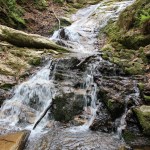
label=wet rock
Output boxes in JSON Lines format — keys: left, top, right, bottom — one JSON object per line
{"left": 54, "top": 57, "right": 82, "bottom": 83}
{"left": 0, "top": 130, "right": 30, "bottom": 150}
{"left": 97, "top": 83, "right": 125, "bottom": 119}
{"left": 52, "top": 93, "right": 84, "bottom": 122}
{"left": 90, "top": 103, "right": 113, "bottom": 132}
{"left": 59, "top": 17, "right": 72, "bottom": 27}
{"left": 138, "top": 78, "right": 150, "bottom": 104}
{"left": 97, "top": 60, "right": 124, "bottom": 76}
{"left": 0, "top": 89, "right": 12, "bottom": 106}
{"left": 0, "top": 101, "right": 37, "bottom": 124}
{"left": 59, "top": 28, "right": 69, "bottom": 40}
{"left": 72, "top": 115, "right": 87, "bottom": 126}
{"left": 25, "top": 127, "right": 124, "bottom": 150}
{"left": 133, "top": 105, "right": 150, "bottom": 136}
{"left": 96, "top": 76, "right": 141, "bottom": 120}
{"left": 0, "top": 74, "right": 16, "bottom": 106}
{"left": 122, "top": 110, "right": 150, "bottom": 147}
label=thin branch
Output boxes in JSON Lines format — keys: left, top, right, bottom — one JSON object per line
{"left": 52, "top": 4, "right": 61, "bottom": 29}
{"left": 33, "top": 101, "right": 53, "bottom": 130}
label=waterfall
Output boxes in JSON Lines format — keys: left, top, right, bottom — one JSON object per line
{"left": 0, "top": 60, "right": 57, "bottom": 135}
{"left": 0, "top": 0, "right": 138, "bottom": 149}
{"left": 84, "top": 63, "right": 98, "bottom": 127}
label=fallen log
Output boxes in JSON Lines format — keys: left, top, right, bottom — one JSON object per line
{"left": 0, "top": 25, "right": 69, "bottom": 53}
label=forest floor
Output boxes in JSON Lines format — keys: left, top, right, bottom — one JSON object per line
{"left": 22, "top": 1, "right": 67, "bottom": 37}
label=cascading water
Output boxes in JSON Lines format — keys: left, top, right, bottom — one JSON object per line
{"left": 69, "top": 62, "right": 98, "bottom": 132}
{"left": 0, "top": 60, "right": 57, "bottom": 135}
{"left": 117, "top": 80, "right": 141, "bottom": 139}
{"left": 83, "top": 63, "right": 98, "bottom": 127}
{"left": 0, "top": 0, "right": 138, "bottom": 149}
{"left": 51, "top": 0, "right": 134, "bottom": 54}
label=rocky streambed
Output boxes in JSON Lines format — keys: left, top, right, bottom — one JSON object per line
{"left": 0, "top": 0, "right": 150, "bottom": 150}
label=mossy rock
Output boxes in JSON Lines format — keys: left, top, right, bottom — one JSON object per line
{"left": 99, "top": 89, "right": 125, "bottom": 119}
{"left": 144, "top": 95, "right": 150, "bottom": 103}
{"left": 120, "top": 34, "right": 150, "bottom": 50}
{"left": 0, "top": 83, "right": 15, "bottom": 90}
{"left": 52, "top": 93, "right": 84, "bottom": 122}
{"left": 124, "top": 62, "right": 144, "bottom": 75}
{"left": 60, "top": 17, "right": 72, "bottom": 27}
{"left": 102, "top": 0, "right": 150, "bottom": 53}
{"left": 138, "top": 83, "right": 145, "bottom": 92}
{"left": 106, "top": 99, "right": 125, "bottom": 119}
{"left": 133, "top": 105, "right": 150, "bottom": 136}
{"left": 123, "top": 130, "right": 136, "bottom": 143}
{"left": 29, "top": 57, "right": 41, "bottom": 66}
{"left": 117, "top": 0, "right": 150, "bottom": 30}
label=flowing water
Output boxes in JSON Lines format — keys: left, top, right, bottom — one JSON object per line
{"left": 0, "top": 60, "right": 57, "bottom": 135}
{"left": 0, "top": 0, "right": 138, "bottom": 149}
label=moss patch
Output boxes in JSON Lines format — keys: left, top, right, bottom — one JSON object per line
{"left": 133, "top": 105, "right": 150, "bottom": 136}
{"left": 123, "top": 130, "right": 136, "bottom": 142}
{"left": 144, "top": 95, "right": 150, "bottom": 103}
{"left": 0, "top": 43, "right": 44, "bottom": 78}
{"left": 100, "top": 0, "right": 150, "bottom": 75}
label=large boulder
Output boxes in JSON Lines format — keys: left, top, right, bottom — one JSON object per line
{"left": 96, "top": 77, "right": 140, "bottom": 120}
{"left": 0, "top": 130, "right": 30, "bottom": 150}
{"left": 89, "top": 103, "right": 113, "bottom": 132}
{"left": 52, "top": 93, "right": 85, "bottom": 122}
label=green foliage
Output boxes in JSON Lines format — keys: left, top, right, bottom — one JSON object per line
{"left": 34, "top": 0, "right": 48, "bottom": 10}
{"left": 0, "top": 0, "right": 48, "bottom": 27}
{"left": 136, "top": 8, "right": 150, "bottom": 27}
{"left": 53, "top": 0, "right": 65, "bottom": 3}
{"left": 0, "top": 0, "right": 25, "bottom": 27}
{"left": 101, "top": 0, "right": 150, "bottom": 76}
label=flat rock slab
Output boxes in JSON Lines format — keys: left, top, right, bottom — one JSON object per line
{"left": 0, "top": 130, "right": 30, "bottom": 150}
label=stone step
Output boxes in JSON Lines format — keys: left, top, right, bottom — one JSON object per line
{"left": 0, "top": 130, "right": 30, "bottom": 150}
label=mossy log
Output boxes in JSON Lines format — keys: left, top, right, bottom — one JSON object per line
{"left": 0, "top": 25, "right": 69, "bottom": 52}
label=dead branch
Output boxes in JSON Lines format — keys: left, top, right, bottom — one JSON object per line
{"left": 52, "top": 4, "right": 61, "bottom": 29}
{"left": 33, "top": 101, "right": 53, "bottom": 130}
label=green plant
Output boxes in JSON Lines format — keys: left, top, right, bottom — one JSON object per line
{"left": 137, "top": 9, "right": 150, "bottom": 26}
{"left": 53, "top": 0, "right": 65, "bottom": 3}
{"left": 0, "top": 0, "right": 25, "bottom": 27}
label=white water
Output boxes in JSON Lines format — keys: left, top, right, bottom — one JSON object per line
{"left": 69, "top": 63, "right": 98, "bottom": 132}
{"left": 51, "top": 0, "right": 134, "bottom": 54}
{"left": 117, "top": 80, "right": 141, "bottom": 138}
{"left": 0, "top": 60, "right": 56, "bottom": 135}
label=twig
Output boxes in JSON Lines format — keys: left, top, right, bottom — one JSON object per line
{"left": 52, "top": 4, "right": 61, "bottom": 29}
{"left": 76, "top": 55, "right": 95, "bottom": 67}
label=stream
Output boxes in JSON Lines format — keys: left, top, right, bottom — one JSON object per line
{"left": 0, "top": 0, "right": 142, "bottom": 149}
